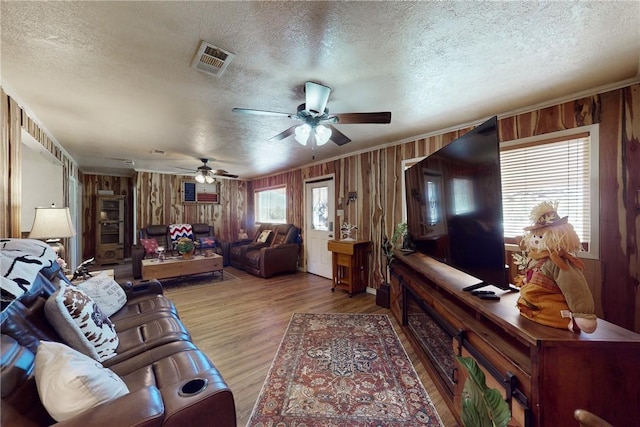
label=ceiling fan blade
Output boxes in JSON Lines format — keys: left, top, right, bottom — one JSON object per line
{"left": 269, "top": 126, "right": 296, "bottom": 142}
{"left": 232, "top": 108, "right": 292, "bottom": 118}
{"left": 333, "top": 112, "right": 392, "bottom": 124}
{"left": 212, "top": 169, "right": 239, "bottom": 179}
{"left": 305, "top": 82, "right": 331, "bottom": 115}
{"left": 326, "top": 124, "right": 351, "bottom": 146}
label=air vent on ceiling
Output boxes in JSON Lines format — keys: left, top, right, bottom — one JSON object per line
{"left": 191, "top": 41, "right": 235, "bottom": 77}
{"left": 150, "top": 149, "right": 166, "bottom": 155}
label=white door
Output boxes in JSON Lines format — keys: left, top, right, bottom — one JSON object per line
{"left": 305, "top": 177, "right": 334, "bottom": 278}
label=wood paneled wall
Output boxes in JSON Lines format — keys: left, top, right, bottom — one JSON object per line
{"left": 2, "top": 88, "right": 79, "bottom": 266}
{"left": 134, "top": 171, "right": 247, "bottom": 244}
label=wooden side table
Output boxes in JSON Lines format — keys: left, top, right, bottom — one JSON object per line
{"left": 327, "top": 239, "right": 370, "bottom": 296}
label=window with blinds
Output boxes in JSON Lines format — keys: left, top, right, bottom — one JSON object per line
{"left": 500, "top": 124, "right": 599, "bottom": 258}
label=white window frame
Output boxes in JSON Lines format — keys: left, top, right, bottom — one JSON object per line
{"left": 500, "top": 124, "right": 600, "bottom": 260}
{"left": 254, "top": 185, "right": 287, "bottom": 224}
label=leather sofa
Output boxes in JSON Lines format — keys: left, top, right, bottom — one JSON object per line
{"left": 229, "top": 223, "right": 300, "bottom": 278}
{"left": 1, "top": 243, "right": 236, "bottom": 426}
{"left": 132, "top": 223, "right": 230, "bottom": 279}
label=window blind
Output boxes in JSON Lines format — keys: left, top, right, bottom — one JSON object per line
{"left": 500, "top": 135, "right": 591, "bottom": 246}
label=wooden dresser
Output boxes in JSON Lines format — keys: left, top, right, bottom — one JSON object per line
{"left": 390, "top": 251, "right": 640, "bottom": 427}
{"left": 327, "top": 239, "right": 370, "bottom": 296}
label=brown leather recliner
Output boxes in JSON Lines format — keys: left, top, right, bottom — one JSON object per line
{"left": 228, "top": 223, "right": 272, "bottom": 269}
{"left": 1, "top": 255, "right": 236, "bottom": 427}
{"left": 242, "top": 224, "right": 300, "bottom": 278}
{"left": 131, "top": 224, "right": 170, "bottom": 279}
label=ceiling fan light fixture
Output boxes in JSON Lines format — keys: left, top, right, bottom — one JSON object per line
{"left": 315, "top": 124, "right": 331, "bottom": 146}
{"left": 205, "top": 175, "right": 215, "bottom": 184}
{"left": 295, "top": 124, "right": 311, "bottom": 146}
{"left": 195, "top": 173, "right": 206, "bottom": 183}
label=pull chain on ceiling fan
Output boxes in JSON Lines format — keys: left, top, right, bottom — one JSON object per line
{"left": 232, "top": 81, "right": 391, "bottom": 147}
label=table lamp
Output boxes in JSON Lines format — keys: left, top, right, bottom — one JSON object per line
{"left": 28, "top": 205, "right": 76, "bottom": 259}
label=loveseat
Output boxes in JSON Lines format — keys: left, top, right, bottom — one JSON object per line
{"left": 229, "top": 223, "right": 300, "bottom": 278}
{"left": 131, "top": 223, "right": 230, "bottom": 279}
{"left": 1, "top": 239, "right": 236, "bottom": 426}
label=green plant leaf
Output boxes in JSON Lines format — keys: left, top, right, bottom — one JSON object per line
{"left": 456, "top": 356, "right": 511, "bottom": 427}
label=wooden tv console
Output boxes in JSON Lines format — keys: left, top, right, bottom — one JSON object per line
{"left": 390, "top": 251, "right": 640, "bottom": 427}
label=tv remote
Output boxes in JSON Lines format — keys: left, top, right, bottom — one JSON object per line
{"left": 472, "top": 290, "right": 495, "bottom": 296}
{"left": 478, "top": 294, "right": 501, "bottom": 301}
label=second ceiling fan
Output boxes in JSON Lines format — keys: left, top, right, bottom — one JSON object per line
{"left": 232, "top": 81, "right": 391, "bottom": 146}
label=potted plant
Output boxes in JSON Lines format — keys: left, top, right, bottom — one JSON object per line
{"left": 456, "top": 356, "right": 511, "bottom": 427}
{"left": 378, "top": 222, "right": 408, "bottom": 308}
{"left": 176, "top": 237, "right": 196, "bottom": 258}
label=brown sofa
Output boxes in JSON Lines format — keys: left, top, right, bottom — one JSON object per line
{"left": 132, "top": 223, "right": 230, "bottom": 279}
{"left": 229, "top": 223, "right": 300, "bottom": 278}
{"left": 1, "top": 244, "right": 236, "bottom": 426}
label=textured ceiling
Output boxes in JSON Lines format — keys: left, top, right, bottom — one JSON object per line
{"left": 2, "top": 1, "right": 639, "bottom": 179}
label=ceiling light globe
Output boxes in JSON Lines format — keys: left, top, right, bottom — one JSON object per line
{"left": 294, "top": 124, "right": 311, "bottom": 146}
{"left": 205, "top": 175, "right": 215, "bottom": 184}
{"left": 195, "top": 174, "right": 205, "bottom": 183}
{"left": 315, "top": 125, "right": 331, "bottom": 146}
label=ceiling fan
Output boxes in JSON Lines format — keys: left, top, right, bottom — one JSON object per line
{"left": 190, "top": 158, "right": 238, "bottom": 182}
{"left": 232, "top": 81, "right": 391, "bottom": 146}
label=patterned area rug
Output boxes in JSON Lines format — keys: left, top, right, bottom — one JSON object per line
{"left": 247, "top": 313, "right": 444, "bottom": 426}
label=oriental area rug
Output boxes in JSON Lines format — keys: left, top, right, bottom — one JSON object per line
{"left": 247, "top": 313, "right": 444, "bottom": 427}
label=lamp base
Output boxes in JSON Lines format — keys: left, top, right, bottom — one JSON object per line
{"left": 45, "top": 239, "right": 65, "bottom": 259}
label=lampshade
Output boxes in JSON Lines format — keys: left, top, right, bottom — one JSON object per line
{"left": 195, "top": 173, "right": 206, "bottom": 183}
{"left": 28, "top": 207, "right": 76, "bottom": 239}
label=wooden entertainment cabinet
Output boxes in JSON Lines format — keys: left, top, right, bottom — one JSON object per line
{"left": 390, "top": 251, "right": 640, "bottom": 426}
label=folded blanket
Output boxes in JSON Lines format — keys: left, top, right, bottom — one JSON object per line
{"left": 1, "top": 238, "right": 57, "bottom": 310}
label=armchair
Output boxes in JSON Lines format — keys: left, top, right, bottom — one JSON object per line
{"left": 191, "top": 223, "right": 230, "bottom": 266}
{"left": 242, "top": 224, "right": 300, "bottom": 278}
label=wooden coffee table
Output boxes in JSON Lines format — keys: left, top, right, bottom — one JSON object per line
{"left": 141, "top": 254, "right": 224, "bottom": 281}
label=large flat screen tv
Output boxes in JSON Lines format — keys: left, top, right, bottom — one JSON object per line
{"left": 404, "top": 116, "right": 513, "bottom": 291}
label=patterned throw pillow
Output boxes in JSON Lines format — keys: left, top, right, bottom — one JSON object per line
{"left": 35, "top": 341, "right": 129, "bottom": 422}
{"left": 169, "top": 224, "right": 194, "bottom": 243}
{"left": 77, "top": 271, "right": 127, "bottom": 317}
{"left": 139, "top": 238, "right": 158, "bottom": 254}
{"left": 199, "top": 237, "right": 217, "bottom": 249}
{"left": 257, "top": 230, "right": 272, "bottom": 243}
{"left": 44, "top": 283, "right": 119, "bottom": 362}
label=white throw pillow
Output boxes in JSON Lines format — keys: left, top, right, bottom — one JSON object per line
{"left": 35, "top": 341, "right": 129, "bottom": 422}
{"left": 77, "top": 272, "right": 127, "bottom": 317}
{"left": 45, "top": 283, "right": 119, "bottom": 362}
{"left": 257, "top": 230, "right": 272, "bottom": 243}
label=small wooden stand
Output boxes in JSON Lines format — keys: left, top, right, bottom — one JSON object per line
{"left": 327, "top": 239, "right": 370, "bottom": 296}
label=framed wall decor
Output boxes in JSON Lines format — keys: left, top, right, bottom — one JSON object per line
{"left": 182, "top": 180, "right": 220, "bottom": 204}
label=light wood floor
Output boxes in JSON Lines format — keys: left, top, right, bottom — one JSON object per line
{"left": 109, "top": 264, "right": 458, "bottom": 426}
